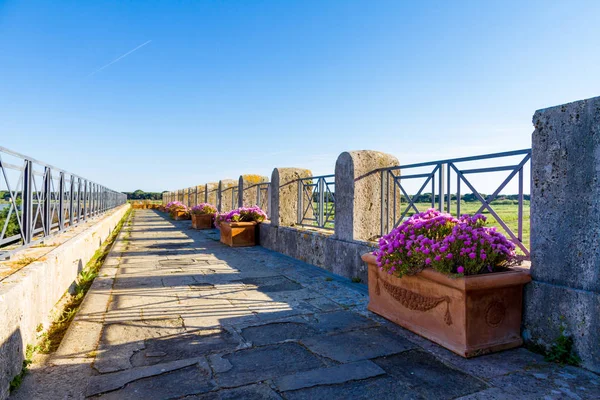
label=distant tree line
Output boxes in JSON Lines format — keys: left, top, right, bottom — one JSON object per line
{"left": 123, "top": 190, "right": 167, "bottom": 200}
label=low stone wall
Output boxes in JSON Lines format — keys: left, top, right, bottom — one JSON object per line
{"left": 0, "top": 204, "right": 130, "bottom": 399}
{"left": 259, "top": 222, "right": 375, "bottom": 283}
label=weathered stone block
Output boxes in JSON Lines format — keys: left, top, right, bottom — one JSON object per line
{"left": 270, "top": 168, "right": 312, "bottom": 227}
{"left": 531, "top": 96, "right": 600, "bottom": 291}
{"left": 523, "top": 280, "right": 600, "bottom": 373}
{"left": 528, "top": 95, "right": 600, "bottom": 372}
{"left": 205, "top": 182, "right": 218, "bottom": 208}
{"left": 335, "top": 150, "right": 400, "bottom": 242}
{"left": 218, "top": 179, "right": 238, "bottom": 212}
{"left": 238, "top": 174, "right": 269, "bottom": 211}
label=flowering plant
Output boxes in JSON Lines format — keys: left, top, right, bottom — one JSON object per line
{"left": 215, "top": 206, "right": 268, "bottom": 227}
{"left": 191, "top": 203, "right": 217, "bottom": 215}
{"left": 166, "top": 201, "right": 185, "bottom": 213}
{"left": 375, "top": 209, "right": 515, "bottom": 277}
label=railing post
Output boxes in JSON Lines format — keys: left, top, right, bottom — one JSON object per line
{"left": 446, "top": 163, "right": 451, "bottom": 213}
{"left": 297, "top": 179, "right": 303, "bottom": 225}
{"left": 77, "top": 178, "right": 82, "bottom": 223}
{"left": 22, "top": 160, "right": 34, "bottom": 244}
{"left": 69, "top": 175, "right": 75, "bottom": 227}
{"left": 83, "top": 180, "right": 88, "bottom": 220}
{"left": 59, "top": 172, "right": 65, "bottom": 231}
{"left": 318, "top": 177, "right": 325, "bottom": 227}
{"left": 439, "top": 163, "right": 445, "bottom": 212}
{"left": 43, "top": 167, "right": 51, "bottom": 236}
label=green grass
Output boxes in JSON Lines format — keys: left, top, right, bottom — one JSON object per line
{"left": 303, "top": 200, "right": 530, "bottom": 251}
{"left": 410, "top": 201, "right": 530, "bottom": 250}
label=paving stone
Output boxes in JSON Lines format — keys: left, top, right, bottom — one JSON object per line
{"left": 131, "top": 328, "right": 241, "bottom": 367}
{"left": 86, "top": 358, "right": 209, "bottom": 397}
{"left": 241, "top": 321, "right": 319, "bottom": 346}
{"left": 274, "top": 360, "right": 385, "bottom": 392}
{"left": 285, "top": 350, "right": 487, "bottom": 400}
{"left": 235, "top": 275, "right": 303, "bottom": 292}
{"left": 94, "top": 318, "right": 185, "bottom": 373}
{"left": 186, "top": 383, "right": 283, "bottom": 399}
{"left": 210, "top": 342, "right": 325, "bottom": 388}
{"left": 374, "top": 350, "right": 488, "bottom": 398}
{"left": 301, "top": 326, "right": 415, "bottom": 363}
{"left": 89, "top": 364, "right": 215, "bottom": 399}
{"left": 240, "top": 311, "right": 377, "bottom": 346}
{"left": 486, "top": 365, "right": 600, "bottom": 400}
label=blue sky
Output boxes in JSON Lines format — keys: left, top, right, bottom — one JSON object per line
{"left": 1, "top": 0, "right": 599, "bottom": 193}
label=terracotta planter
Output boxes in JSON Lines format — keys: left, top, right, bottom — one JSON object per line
{"left": 219, "top": 221, "right": 257, "bottom": 247}
{"left": 192, "top": 213, "right": 213, "bottom": 230}
{"left": 362, "top": 253, "right": 531, "bottom": 358}
{"left": 171, "top": 210, "right": 190, "bottom": 221}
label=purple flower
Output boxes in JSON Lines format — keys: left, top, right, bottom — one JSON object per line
{"left": 457, "top": 266, "right": 465, "bottom": 274}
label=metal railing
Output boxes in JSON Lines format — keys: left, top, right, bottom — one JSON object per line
{"left": 243, "top": 182, "right": 271, "bottom": 217}
{"left": 164, "top": 182, "right": 272, "bottom": 218}
{"left": 379, "top": 149, "right": 531, "bottom": 255}
{"left": 0, "top": 146, "right": 126, "bottom": 258}
{"left": 297, "top": 174, "right": 335, "bottom": 230}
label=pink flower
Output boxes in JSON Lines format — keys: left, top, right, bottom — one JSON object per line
{"left": 457, "top": 266, "right": 465, "bottom": 274}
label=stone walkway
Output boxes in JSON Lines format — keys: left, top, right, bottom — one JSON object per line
{"left": 14, "top": 210, "right": 600, "bottom": 399}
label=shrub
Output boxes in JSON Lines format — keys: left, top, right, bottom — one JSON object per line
{"left": 191, "top": 203, "right": 217, "bottom": 215}
{"left": 375, "top": 209, "right": 515, "bottom": 277}
{"left": 215, "top": 206, "right": 267, "bottom": 228}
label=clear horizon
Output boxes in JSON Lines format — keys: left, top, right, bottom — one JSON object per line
{"left": 1, "top": 1, "right": 599, "bottom": 193}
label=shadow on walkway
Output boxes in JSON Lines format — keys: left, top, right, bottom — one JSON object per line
{"left": 10, "top": 210, "right": 600, "bottom": 400}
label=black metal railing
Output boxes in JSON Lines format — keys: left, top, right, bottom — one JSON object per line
{"left": 379, "top": 149, "right": 531, "bottom": 255}
{"left": 0, "top": 146, "right": 126, "bottom": 258}
{"left": 297, "top": 174, "right": 335, "bottom": 230}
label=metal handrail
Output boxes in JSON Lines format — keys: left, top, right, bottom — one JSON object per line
{"left": 297, "top": 174, "right": 335, "bottom": 230}
{"left": 0, "top": 146, "right": 126, "bottom": 258}
{"left": 379, "top": 149, "right": 531, "bottom": 255}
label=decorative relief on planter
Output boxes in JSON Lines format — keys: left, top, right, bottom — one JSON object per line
{"left": 485, "top": 300, "right": 506, "bottom": 327}
{"left": 375, "top": 275, "right": 453, "bottom": 326}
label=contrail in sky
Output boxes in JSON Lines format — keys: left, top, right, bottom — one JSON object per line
{"left": 87, "top": 40, "right": 152, "bottom": 77}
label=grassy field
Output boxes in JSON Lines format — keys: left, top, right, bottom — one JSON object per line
{"left": 411, "top": 201, "right": 530, "bottom": 250}
{"left": 304, "top": 200, "right": 530, "bottom": 251}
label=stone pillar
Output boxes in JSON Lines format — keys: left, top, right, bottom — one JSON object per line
{"left": 238, "top": 174, "right": 269, "bottom": 209}
{"left": 218, "top": 179, "right": 237, "bottom": 212}
{"left": 205, "top": 183, "right": 218, "bottom": 208}
{"left": 270, "top": 168, "right": 312, "bottom": 227}
{"left": 525, "top": 95, "right": 600, "bottom": 373}
{"left": 196, "top": 185, "right": 205, "bottom": 205}
{"left": 334, "top": 150, "right": 400, "bottom": 242}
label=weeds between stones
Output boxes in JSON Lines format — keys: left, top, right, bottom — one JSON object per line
{"left": 34, "top": 209, "right": 133, "bottom": 354}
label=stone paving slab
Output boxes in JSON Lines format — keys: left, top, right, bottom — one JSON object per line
{"left": 301, "top": 326, "right": 417, "bottom": 363}
{"left": 12, "top": 210, "right": 600, "bottom": 400}
{"left": 274, "top": 360, "right": 386, "bottom": 392}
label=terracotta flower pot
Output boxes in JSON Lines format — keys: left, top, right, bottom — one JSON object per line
{"left": 171, "top": 210, "right": 190, "bottom": 221}
{"left": 192, "top": 213, "right": 213, "bottom": 230}
{"left": 219, "top": 221, "right": 257, "bottom": 247}
{"left": 362, "top": 253, "right": 531, "bottom": 358}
